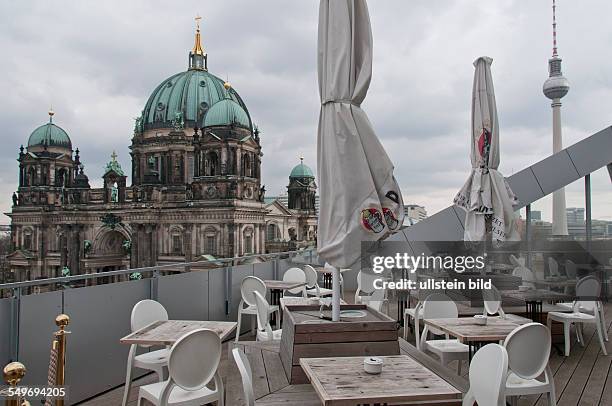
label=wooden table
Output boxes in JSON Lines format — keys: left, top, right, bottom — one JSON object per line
{"left": 120, "top": 320, "right": 237, "bottom": 345}
{"left": 280, "top": 296, "right": 346, "bottom": 311}
{"left": 424, "top": 316, "right": 529, "bottom": 359}
{"left": 300, "top": 355, "right": 462, "bottom": 406}
{"left": 502, "top": 289, "right": 572, "bottom": 322}
{"left": 265, "top": 280, "right": 308, "bottom": 324}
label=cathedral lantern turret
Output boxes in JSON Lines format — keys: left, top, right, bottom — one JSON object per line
{"left": 102, "top": 151, "right": 127, "bottom": 203}
{"left": 287, "top": 157, "right": 317, "bottom": 212}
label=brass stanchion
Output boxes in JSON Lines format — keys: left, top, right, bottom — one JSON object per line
{"left": 53, "top": 314, "right": 69, "bottom": 406}
{"left": 3, "top": 362, "right": 30, "bottom": 406}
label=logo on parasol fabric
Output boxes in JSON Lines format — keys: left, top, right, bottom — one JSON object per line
{"left": 382, "top": 207, "right": 400, "bottom": 230}
{"left": 360, "top": 208, "right": 385, "bottom": 233}
{"left": 385, "top": 190, "right": 399, "bottom": 204}
{"left": 477, "top": 128, "right": 492, "bottom": 159}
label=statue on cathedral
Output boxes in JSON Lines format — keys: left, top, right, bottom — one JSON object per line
{"left": 12, "top": 192, "right": 18, "bottom": 206}
{"left": 172, "top": 111, "right": 184, "bottom": 131}
{"left": 133, "top": 114, "right": 144, "bottom": 134}
{"left": 111, "top": 182, "right": 119, "bottom": 203}
{"left": 258, "top": 184, "right": 266, "bottom": 202}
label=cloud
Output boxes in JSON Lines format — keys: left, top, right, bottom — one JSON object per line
{"left": 0, "top": 0, "right": 610, "bottom": 223}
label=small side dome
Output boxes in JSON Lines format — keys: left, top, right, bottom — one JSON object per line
{"left": 203, "top": 99, "right": 251, "bottom": 129}
{"left": 290, "top": 159, "right": 315, "bottom": 179}
{"left": 27, "top": 111, "right": 72, "bottom": 149}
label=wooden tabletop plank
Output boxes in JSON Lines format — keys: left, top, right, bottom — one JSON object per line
{"left": 300, "top": 355, "right": 461, "bottom": 406}
{"left": 423, "top": 316, "right": 528, "bottom": 343}
{"left": 280, "top": 297, "right": 346, "bottom": 310}
{"left": 120, "top": 320, "right": 237, "bottom": 345}
{"left": 502, "top": 289, "right": 573, "bottom": 302}
{"left": 265, "top": 280, "right": 307, "bottom": 290}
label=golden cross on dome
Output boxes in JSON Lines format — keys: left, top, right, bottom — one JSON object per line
{"left": 299, "top": 155, "right": 304, "bottom": 163}
{"left": 111, "top": 150, "right": 118, "bottom": 162}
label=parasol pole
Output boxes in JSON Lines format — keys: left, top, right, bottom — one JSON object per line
{"left": 331, "top": 267, "right": 340, "bottom": 321}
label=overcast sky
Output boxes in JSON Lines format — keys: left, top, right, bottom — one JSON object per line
{"left": 0, "top": 0, "right": 610, "bottom": 224}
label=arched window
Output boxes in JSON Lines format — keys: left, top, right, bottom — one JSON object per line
{"left": 266, "top": 223, "right": 279, "bottom": 241}
{"left": 205, "top": 151, "right": 219, "bottom": 176}
{"left": 23, "top": 228, "right": 34, "bottom": 251}
{"left": 243, "top": 227, "right": 253, "bottom": 255}
{"left": 241, "top": 154, "right": 251, "bottom": 177}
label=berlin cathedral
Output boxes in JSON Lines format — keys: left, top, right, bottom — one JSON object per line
{"left": 6, "top": 23, "right": 318, "bottom": 281}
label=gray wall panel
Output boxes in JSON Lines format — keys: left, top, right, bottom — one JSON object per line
{"left": 403, "top": 207, "right": 464, "bottom": 241}
{"left": 158, "top": 271, "right": 209, "bottom": 321}
{"left": 507, "top": 168, "right": 544, "bottom": 209}
{"left": 530, "top": 151, "right": 579, "bottom": 195}
{"left": 18, "top": 291, "right": 62, "bottom": 399}
{"left": 253, "top": 261, "right": 274, "bottom": 281}
{"left": 63, "top": 279, "right": 150, "bottom": 404}
{"left": 207, "top": 268, "right": 228, "bottom": 322}
{"left": 566, "top": 127, "right": 612, "bottom": 176}
{"left": 0, "top": 297, "right": 11, "bottom": 365}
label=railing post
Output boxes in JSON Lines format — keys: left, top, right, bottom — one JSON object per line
{"left": 53, "top": 314, "right": 70, "bottom": 406}
{"left": 225, "top": 263, "right": 232, "bottom": 317}
{"left": 150, "top": 270, "right": 159, "bottom": 301}
{"left": 525, "top": 204, "right": 532, "bottom": 269}
{"left": 9, "top": 288, "right": 21, "bottom": 362}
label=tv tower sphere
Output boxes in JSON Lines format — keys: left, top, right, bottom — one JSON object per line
{"left": 543, "top": 56, "right": 570, "bottom": 100}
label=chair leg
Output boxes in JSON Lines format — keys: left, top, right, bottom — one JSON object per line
{"left": 235, "top": 307, "right": 243, "bottom": 343}
{"left": 215, "top": 372, "right": 224, "bottom": 406}
{"left": 563, "top": 322, "right": 571, "bottom": 356}
{"left": 415, "top": 318, "right": 421, "bottom": 351}
{"left": 599, "top": 307, "right": 609, "bottom": 341}
{"left": 403, "top": 314, "right": 408, "bottom": 341}
{"left": 122, "top": 345, "right": 137, "bottom": 406}
{"left": 595, "top": 315, "right": 608, "bottom": 355}
{"left": 153, "top": 365, "right": 165, "bottom": 382}
{"left": 577, "top": 323, "right": 585, "bottom": 347}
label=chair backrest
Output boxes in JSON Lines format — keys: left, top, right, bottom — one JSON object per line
{"left": 167, "top": 329, "right": 221, "bottom": 391}
{"left": 241, "top": 276, "right": 267, "bottom": 307}
{"left": 304, "top": 265, "right": 318, "bottom": 289}
{"left": 575, "top": 276, "right": 601, "bottom": 311}
{"left": 253, "top": 291, "right": 273, "bottom": 337}
{"left": 232, "top": 348, "right": 255, "bottom": 406}
{"left": 512, "top": 265, "right": 535, "bottom": 287}
{"left": 565, "top": 259, "right": 577, "bottom": 278}
{"left": 509, "top": 255, "right": 520, "bottom": 268}
{"left": 366, "top": 288, "right": 387, "bottom": 312}
{"left": 422, "top": 293, "right": 457, "bottom": 336}
{"left": 504, "top": 323, "right": 551, "bottom": 380}
{"left": 131, "top": 299, "right": 168, "bottom": 332}
{"left": 548, "top": 257, "right": 560, "bottom": 277}
{"left": 357, "top": 271, "right": 378, "bottom": 295}
{"left": 283, "top": 267, "right": 306, "bottom": 295}
{"left": 468, "top": 344, "right": 508, "bottom": 406}
{"left": 482, "top": 286, "right": 504, "bottom": 317}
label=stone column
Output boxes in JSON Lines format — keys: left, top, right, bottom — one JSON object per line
{"left": 130, "top": 224, "right": 139, "bottom": 269}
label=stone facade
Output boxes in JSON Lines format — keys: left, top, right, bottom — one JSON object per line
{"left": 5, "top": 28, "right": 317, "bottom": 282}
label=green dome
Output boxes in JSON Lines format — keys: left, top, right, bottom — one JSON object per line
{"left": 203, "top": 99, "right": 250, "bottom": 129}
{"left": 141, "top": 69, "right": 251, "bottom": 131}
{"left": 27, "top": 117, "right": 72, "bottom": 149}
{"left": 290, "top": 161, "right": 315, "bottom": 179}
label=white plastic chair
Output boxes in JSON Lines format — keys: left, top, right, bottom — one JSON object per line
{"left": 555, "top": 275, "right": 608, "bottom": 342}
{"left": 282, "top": 268, "right": 307, "bottom": 297}
{"left": 463, "top": 344, "right": 508, "bottom": 406}
{"left": 420, "top": 293, "right": 469, "bottom": 374}
{"left": 512, "top": 263, "right": 535, "bottom": 289}
{"left": 565, "top": 259, "right": 577, "bottom": 279}
{"left": 235, "top": 276, "right": 280, "bottom": 343}
{"left": 122, "top": 300, "right": 170, "bottom": 406}
{"left": 503, "top": 323, "right": 556, "bottom": 406}
{"left": 364, "top": 288, "right": 389, "bottom": 315}
{"left": 253, "top": 291, "right": 282, "bottom": 341}
{"left": 482, "top": 286, "right": 525, "bottom": 323}
{"left": 355, "top": 270, "right": 384, "bottom": 304}
{"left": 137, "top": 328, "right": 224, "bottom": 406}
{"left": 547, "top": 277, "right": 608, "bottom": 356}
{"left": 304, "top": 265, "right": 333, "bottom": 298}
{"left": 548, "top": 257, "right": 560, "bottom": 277}
{"left": 403, "top": 301, "right": 424, "bottom": 348}
{"left": 232, "top": 347, "right": 256, "bottom": 406}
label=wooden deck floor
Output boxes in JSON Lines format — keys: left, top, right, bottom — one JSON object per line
{"left": 80, "top": 300, "right": 612, "bottom": 406}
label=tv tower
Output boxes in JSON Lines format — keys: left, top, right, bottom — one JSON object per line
{"left": 543, "top": 0, "right": 570, "bottom": 236}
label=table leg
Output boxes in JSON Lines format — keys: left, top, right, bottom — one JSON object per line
{"left": 397, "top": 290, "right": 408, "bottom": 327}
{"left": 270, "top": 289, "right": 281, "bottom": 325}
